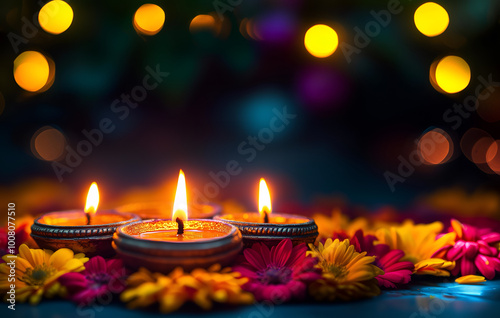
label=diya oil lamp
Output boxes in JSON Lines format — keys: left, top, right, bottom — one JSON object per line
{"left": 31, "top": 182, "right": 140, "bottom": 257}
{"left": 116, "top": 201, "right": 221, "bottom": 220}
{"left": 215, "top": 178, "right": 318, "bottom": 247}
{"left": 113, "top": 170, "right": 243, "bottom": 273}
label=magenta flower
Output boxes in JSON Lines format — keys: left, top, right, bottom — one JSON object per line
{"left": 234, "top": 239, "right": 321, "bottom": 303}
{"left": 59, "top": 256, "right": 127, "bottom": 305}
{"left": 333, "top": 230, "right": 414, "bottom": 288}
{"left": 434, "top": 219, "right": 500, "bottom": 280}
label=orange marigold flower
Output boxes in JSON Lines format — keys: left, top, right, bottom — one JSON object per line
{"left": 121, "top": 264, "right": 254, "bottom": 313}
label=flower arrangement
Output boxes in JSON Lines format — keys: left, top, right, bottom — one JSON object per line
{"left": 1, "top": 213, "right": 499, "bottom": 313}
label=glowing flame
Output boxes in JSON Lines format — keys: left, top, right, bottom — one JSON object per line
{"left": 259, "top": 178, "right": 272, "bottom": 217}
{"left": 172, "top": 170, "right": 188, "bottom": 222}
{"left": 84, "top": 182, "right": 99, "bottom": 218}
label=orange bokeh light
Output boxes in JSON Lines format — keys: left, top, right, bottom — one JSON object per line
{"left": 418, "top": 129, "right": 453, "bottom": 165}
{"left": 486, "top": 141, "right": 500, "bottom": 173}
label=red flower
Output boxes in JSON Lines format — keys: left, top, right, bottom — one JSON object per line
{"left": 0, "top": 222, "right": 30, "bottom": 259}
{"left": 59, "top": 256, "right": 127, "bottom": 305}
{"left": 234, "top": 239, "right": 321, "bottom": 303}
{"left": 434, "top": 219, "right": 500, "bottom": 279}
{"left": 333, "top": 230, "right": 414, "bottom": 288}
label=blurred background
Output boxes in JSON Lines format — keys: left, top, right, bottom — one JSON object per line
{"left": 1, "top": 0, "right": 500, "bottom": 220}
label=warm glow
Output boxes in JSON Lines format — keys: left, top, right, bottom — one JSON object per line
{"left": 414, "top": 2, "right": 449, "bottom": 37}
{"left": 14, "top": 51, "right": 50, "bottom": 92}
{"left": 304, "top": 24, "right": 338, "bottom": 58}
{"left": 486, "top": 141, "right": 500, "bottom": 174}
{"left": 434, "top": 56, "right": 471, "bottom": 94}
{"left": 84, "top": 182, "right": 99, "bottom": 217}
{"left": 258, "top": 178, "right": 272, "bottom": 216}
{"left": 172, "top": 170, "right": 188, "bottom": 221}
{"left": 38, "top": 0, "right": 74, "bottom": 35}
{"left": 31, "top": 126, "right": 66, "bottom": 161}
{"left": 189, "top": 14, "right": 219, "bottom": 35}
{"left": 133, "top": 4, "right": 165, "bottom": 36}
{"left": 418, "top": 128, "right": 453, "bottom": 165}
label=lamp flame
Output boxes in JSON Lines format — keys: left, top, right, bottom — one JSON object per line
{"left": 259, "top": 178, "right": 272, "bottom": 217}
{"left": 172, "top": 170, "right": 188, "bottom": 222}
{"left": 84, "top": 182, "right": 99, "bottom": 218}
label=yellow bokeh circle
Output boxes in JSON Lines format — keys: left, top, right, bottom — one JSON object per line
{"left": 14, "top": 51, "right": 50, "bottom": 92}
{"left": 414, "top": 2, "right": 449, "bottom": 37}
{"left": 38, "top": 0, "right": 74, "bottom": 35}
{"left": 434, "top": 56, "right": 471, "bottom": 94}
{"left": 304, "top": 24, "right": 339, "bottom": 58}
{"left": 134, "top": 4, "right": 165, "bottom": 36}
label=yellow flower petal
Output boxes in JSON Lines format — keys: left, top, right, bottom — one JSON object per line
{"left": 49, "top": 248, "right": 75, "bottom": 269}
{"left": 455, "top": 275, "right": 486, "bottom": 284}
{"left": 451, "top": 219, "right": 463, "bottom": 239}
{"left": 19, "top": 244, "right": 35, "bottom": 266}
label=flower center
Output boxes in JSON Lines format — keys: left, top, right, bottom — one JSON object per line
{"left": 258, "top": 266, "right": 293, "bottom": 285}
{"left": 323, "top": 262, "right": 348, "bottom": 279}
{"left": 88, "top": 273, "right": 112, "bottom": 289}
{"left": 22, "top": 264, "right": 57, "bottom": 286}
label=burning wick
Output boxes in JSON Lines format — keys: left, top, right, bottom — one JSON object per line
{"left": 263, "top": 209, "right": 269, "bottom": 224}
{"left": 86, "top": 213, "right": 91, "bottom": 225}
{"left": 176, "top": 217, "right": 184, "bottom": 235}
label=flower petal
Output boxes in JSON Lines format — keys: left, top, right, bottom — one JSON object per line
{"left": 475, "top": 255, "right": 495, "bottom": 280}
{"left": 274, "top": 239, "right": 292, "bottom": 267}
{"left": 455, "top": 275, "right": 486, "bottom": 284}
{"left": 461, "top": 257, "right": 476, "bottom": 276}
{"left": 243, "top": 246, "right": 266, "bottom": 270}
{"left": 447, "top": 241, "right": 466, "bottom": 261}
{"left": 464, "top": 242, "right": 478, "bottom": 259}
{"left": 49, "top": 248, "right": 75, "bottom": 270}
{"left": 480, "top": 232, "right": 500, "bottom": 244}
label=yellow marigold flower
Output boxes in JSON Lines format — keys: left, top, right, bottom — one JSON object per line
{"left": 0, "top": 244, "right": 88, "bottom": 304}
{"left": 307, "top": 239, "right": 384, "bottom": 301}
{"left": 313, "top": 209, "right": 371, "bottom": 239}
{"left": 121, "top": 264, "right": 254, "bottom": 313}
{"left": 455, "top": 275, "right": 486, "bottom": 284}
{"left": 375, "top": 221, "right": 455, "bottom": 276}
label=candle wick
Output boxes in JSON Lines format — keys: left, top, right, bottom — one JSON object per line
{"left": 263, "top": 211, "right": 269, "bottom": 224}
{"left": 176, "top": 217, "right": 184, "bottom": 235}
{"left": 86, "top": 213, "right": 91, "bottom": 225}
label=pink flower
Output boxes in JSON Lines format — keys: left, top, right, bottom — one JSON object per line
{"left": 0, "top": 222, "right": 30, "bottom": 259}
{"left": 434, "top": 219, "right": 500, "bottom": 280}
{"left": 234, "top": 239, "right": 321, "bottom": 303}
{"left": 333, "top": 230, "right": 414, "bottom": 288}
{"left": 59, "top": 256, "right": 127, "bottom": 305}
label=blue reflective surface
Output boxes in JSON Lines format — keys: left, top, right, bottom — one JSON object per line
{"left": 4, "top": 279, "right": 500, "bottom": 318}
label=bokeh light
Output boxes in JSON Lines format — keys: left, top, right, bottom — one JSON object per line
{"left": 189, "top": 14, "right": 220, "bottom": 35}
{"left": 133, "top": 4, "right": 165, "bottom": 36}
{"left": 460, "top": 128, "right": 496, "bottom": 174}
{"left": 14, "top": 51, "right": 51, "bottom": 92}
{"left": 304, "top": 24, "right": 338, "bottom": 58}
{"left": 460, "top": 128, "right": 493, "bottom": 163}
{"left": 418, "top": 128, "right": 453, "bottom": 165}
{"left": 486, "top": 141, "right": 500, "bottom": 173}
{"left": 414, "top": 2, "right": 449, "bottom": 37}
{"left": 433, "top": 56, "right": 470, "bottom": 94}
{"left": 30, "top": 126, "right": 67, "bottom": 161}
{"left": 476, "top": 87, "right": 500, "bottom": 123}
{"left": 38, "top": 0, "right": 74, "bottom": 35}
{"left": 240, "top": 18, "right": 261, "bottom": 40}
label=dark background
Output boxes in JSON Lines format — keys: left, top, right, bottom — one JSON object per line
{"left": 1, "top": 0, "right": 500, "bottom": 215}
